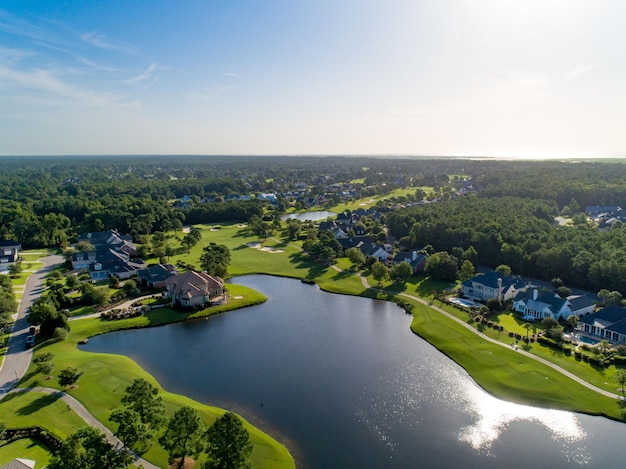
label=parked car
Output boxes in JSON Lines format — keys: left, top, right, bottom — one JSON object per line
{"left": 29, "top": 326, "right": 36, "bottom": 335}
{"left": 25, "top": 335, "right": 35, "bottom": 349}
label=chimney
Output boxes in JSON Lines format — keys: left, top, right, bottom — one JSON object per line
{"left": 412, "top": 251, "right": 417, "bottom": 261}
{"left": 533, "top": 289, "right": 538, "bottom": 300}
{"left": 497, "top": 277, "right": 503, "bottom": 302}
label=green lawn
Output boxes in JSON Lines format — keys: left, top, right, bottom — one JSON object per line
{"left": 0, "top": 438, "right": 50, "bottom": 468}
{"left": 16, "top": 284, "right": 293, "bottom": 469}
{"left": 0, "top": 390, "right": 89, "bottom": 468}
{"left": 406, "top": 299, "right": 623, "bottom": 418}
{"left": 7, "top": 219, "right": 626, "bottom": 468}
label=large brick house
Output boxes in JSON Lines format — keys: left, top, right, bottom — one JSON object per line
{"left": 165, "top": 271, "right": 226, "bottom": 308}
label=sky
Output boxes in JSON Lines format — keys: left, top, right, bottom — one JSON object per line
{"left": 1, "top": 0, "right": 625, "bottom": 157}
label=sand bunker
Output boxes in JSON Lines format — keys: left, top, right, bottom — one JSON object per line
{"left": 182, "top": 226, "right": 191, "bottom": 233}
{"left": 245, "top": 242, "right": 284, "bottom": 253}
{"left": 237, "top": 223, "right": 248, "bottom": 228}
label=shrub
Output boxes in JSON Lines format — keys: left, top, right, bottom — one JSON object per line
{"left": 53, "top": 327, "right": 68, "bottom": 341}
{"left": 508, "top": 331, "right": 514, "bottom": 337}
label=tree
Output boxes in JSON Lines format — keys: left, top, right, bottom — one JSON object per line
{"left": 390, "top": 262, "right": 413, "bottom": 282}
{"left": 203, "top": 412, "right": 253, "bottom": 469}
{"left": 286, "top": 221, "right": 301, "bottom": 241}
{"left": 8, "top": 262, "right": 22, "bottom": 277}
{"left": 65, "top": 273, "right": 81, "bottom": 290}
{"left": 28, "top": 300, "right": 69, "bottom": 337}
{"left": 182, "top": 234, "right": 198, "bottom": 252}
{"left": 34, "top": 352, "right": 54, "bottom": 377}
{"left": 371, "top": 261, "right": 389, "bottom": 286}
{"left": 159, "top": 406, "right": 206, "bottom": 469}
{"left": 48, "top": 426, "right": 132, "bottom": 469}
{"left": 457, "top": 260, "right": 475, "bottom": 282}
{"left": 524, "top": 323, "right": 532, "bottom": 341}
{"left": 200, "top": 243, "right": 231, "bottom": 278}
{"left": 541, "top": 317, "right": 559, "bottom": 329}
{"left": 551, "top": 277, "right": 564, "bottom": 289}
{"left": 495, "top": 264, "right": 511, "bottom": 277}
{"left": 597, "top": 288, "right": 624, "bottom": 306}
{"left": 547, "top": 325, "right": 564, "bottom": 341}
{"left": 109, "top": 408, "right": 153, "bottom": 453}
{"left": 120, "top": 378, "right": 166, "bottom": 430}
{"left": 555, "top": 286, "right": 572, "bottom": 298}
{"left": 346, "top": 247, "right": 366, "bottom": 267}
{"left": 424, "top": 251, "right": 458, "bottom": 281}
{"left": 58, "top": 367, "right": 84, "bottom": 388}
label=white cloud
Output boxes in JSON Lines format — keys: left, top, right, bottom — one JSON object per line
{"left": 80, "top": 32, "right": 136, "bottom": 53}
{"left": 563, "top": 65, "right": 596, "bottom": 81}
{"left": 124, "top": 62, "right": 157, "bottom": 84}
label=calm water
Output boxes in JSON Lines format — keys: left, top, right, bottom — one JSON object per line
{"left": 280, "top": 210, "right": 335, "bottom": 221}
{"left": 83, "top": 276, "right": 626, "bottom": 468}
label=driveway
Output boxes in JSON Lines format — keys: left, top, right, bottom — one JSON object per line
{"left": 0, "top": 254, "right": 64, "bottom": 391}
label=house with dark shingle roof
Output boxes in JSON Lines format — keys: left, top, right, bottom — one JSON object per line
{"left": 578, "top": 305, "right": 626, "bottom": 343}
{"left": 72, "top": 230, "right": 145, "bottom": 280}
{"left": 461, "top": 271, "right": 527, "bottom": 302}
{"left": 137, "top": 263, "right": 178, "bottom": 289}
{"left": 393, "top": 251, "right": 427, "bottom": 273}
{"left": 513, "top": 289, "right": 595, "bottom": 321}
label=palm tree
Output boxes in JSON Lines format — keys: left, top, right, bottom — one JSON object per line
{"left": 524, "top": 323, "right": 532, "bottom": 342}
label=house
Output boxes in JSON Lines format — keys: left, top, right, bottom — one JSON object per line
{"left": 165, "top": 271, "right": 226, "bottom": 308}
{"left": 0, "top": 459, "right": 36, "bottom": 469}
{"left": 137, "top": 264, "right": 178, "bottom": 289}
{"left": 461, "top": 271, "right": 527, "bottom": 302}
{"left": 0, "top": 240, "right": 20, "bottom": 267}
{"left": 512, "top": 289, "right": 595, "bottom": 321}
{"left": 577, "top": 305, "right": 626, "bottom": 344}
{"left": 393, "top": 251, "right": 427, "bottom": 273}
{"left": 72, "top": 230, "right": 145, "bottom": 280}
{"left": 77, "top": 229, "right": 136, "bottom": 256}
{"left": 361, "top": 243, "right": 390, "bottom": 261}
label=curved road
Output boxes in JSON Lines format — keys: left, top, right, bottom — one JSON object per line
{"left": 0, "top": 255, "right": 162, "bottom": 468}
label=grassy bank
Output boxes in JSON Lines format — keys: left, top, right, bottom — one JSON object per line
{"left": 12, "top": 284, "right": 294, "bottom": 469}
{"left": 6, "top": 223, "right": 626, "bottom": 466}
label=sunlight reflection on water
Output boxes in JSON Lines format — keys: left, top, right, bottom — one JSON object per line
{"left": 456, "top": 375, "right": 590, "bottom": 464}
{"left": 356, "top": 353, "right": 590, "bottom": 464}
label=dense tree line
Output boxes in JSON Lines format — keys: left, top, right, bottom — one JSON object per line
{"left": 387, "top": 195, "right": 626, "bottom": 293}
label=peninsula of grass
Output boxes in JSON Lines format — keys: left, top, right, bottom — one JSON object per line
{"left": 16, "top": 283, "right": 293, "bottom": 469}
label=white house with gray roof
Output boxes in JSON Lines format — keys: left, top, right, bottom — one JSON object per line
{"left": 513, "top": 289, "right": 595, "bottom": 321}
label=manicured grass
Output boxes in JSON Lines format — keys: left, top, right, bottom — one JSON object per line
{"left": 0, "top": 438, "right": 50, "bottom": 468}
{"left": 406, "top": 298, "right": 624, "bottom": 418}
{"left": 0, "top": 391, "right": 86, "bottom": 438}
{"left": 18, "top": 284, "right": 294, "bottom": 469}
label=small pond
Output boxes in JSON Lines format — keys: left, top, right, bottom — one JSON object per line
{"left": 280, "top": 210, "right": 335, "bottom": 221}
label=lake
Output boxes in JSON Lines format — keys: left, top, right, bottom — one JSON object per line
{"left": 83, "top": 275, "right": 626, "bottom": 468}
{"left": 280, "top": 210, "right": 336, "bottom": 221}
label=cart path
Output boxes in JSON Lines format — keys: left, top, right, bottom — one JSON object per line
{"left": 7, "top": 386, "right": 162, "bottom": 468}
{"left": 333, "top": 265, "right": 621, "bottom": 400}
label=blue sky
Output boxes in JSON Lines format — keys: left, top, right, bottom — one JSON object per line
{"left": 1, "top": 0, "right": 625, "bottom": 157}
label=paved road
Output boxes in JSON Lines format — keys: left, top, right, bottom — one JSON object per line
{"left": 0, "top": 254, "right": 64, "bottom": 391}
{"left": 0, "top": 255, "right": 164, "bottom": 467}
